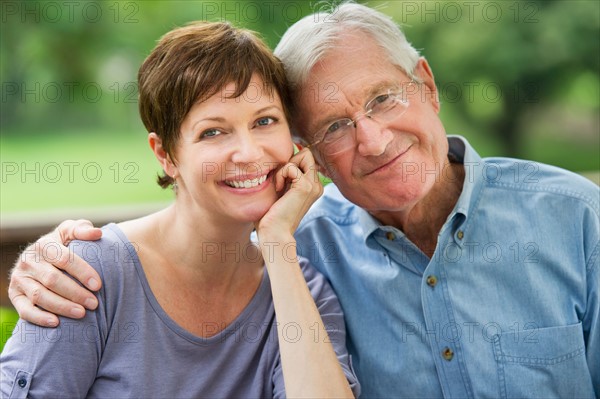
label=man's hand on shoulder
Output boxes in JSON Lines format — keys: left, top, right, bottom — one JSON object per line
{"left": 8, "top": 219, "right": 103, "bottom": 327}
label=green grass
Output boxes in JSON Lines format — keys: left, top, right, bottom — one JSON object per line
{"left": 0, "top": 307, "right": 19, "bottom": 352}
{"left": 1, "top": 130, "right": 173, "bottom": 213}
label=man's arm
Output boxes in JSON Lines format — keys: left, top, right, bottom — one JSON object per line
{"left": 585, "top": 258, "right": 599, "bottom": 396}
{"left": 8, "top": 219, "right": 103, "bottom": 327}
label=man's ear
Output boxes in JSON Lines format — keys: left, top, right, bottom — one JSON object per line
{"left": 313, "top": 156, "right": 336, "bottom": 180}
{"left": 148, "top": 133, "right": 177, "bottom": 177}
{"left": 317, "top": 162, "right": 330, "bottom": 178}
{"left": 414, "top": 57, "right": 440, "bottom": 113}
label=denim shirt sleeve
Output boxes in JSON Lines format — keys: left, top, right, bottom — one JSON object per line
{"left": 583, "top": 213, "right": 599, "bottom": 395}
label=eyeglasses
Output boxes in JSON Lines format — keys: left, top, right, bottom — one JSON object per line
{"left": 306, "top": 82, "right": 414, "bottom": 159}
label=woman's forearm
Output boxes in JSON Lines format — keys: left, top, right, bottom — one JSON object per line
{"left": 260, "top": 233, "right": 354, "bottom": 398}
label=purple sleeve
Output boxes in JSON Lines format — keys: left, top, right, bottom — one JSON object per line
{"left": 271, "top": 257, "right": 361, "bottom": 398}
{"left": 0, "top": 241, "right": 107, "bottom": 398}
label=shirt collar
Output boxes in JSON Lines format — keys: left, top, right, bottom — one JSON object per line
{"left": 356, "top": 135, "right": 485, "bottom": 243}
{"left": 447, "top": 135, "right": 485, "bottom": 223}
{"left": 358, "top": 207, "right": 382, "bottom": 244}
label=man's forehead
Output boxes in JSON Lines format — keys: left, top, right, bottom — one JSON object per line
{"left": 300, "top": 54, "right": 409, "bottom": 97}
{"left": 296, "top": 70, "right": 408, "bottom": 127}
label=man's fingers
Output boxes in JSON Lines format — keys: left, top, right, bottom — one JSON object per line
{"left": 11, "top": 294, "right": 60, "bottom": 328}
{"left": 57, "top": 219, "right": 102, "bottom": 245}
{"left": 10, "top": 276, "right": 88, "bottom": 319}
{"left": 57, "top": 249, "right": 101, "bottom": 293}
{"left": 38, "top": 261, "right": 99, "bottom": 309}
{"left": 74, "top": 224, "right": 103, "bottom": 241}
{"left": 36, "top": 236, "right": 102, "bottom": 293}
{"left": 72, "top": 219, "right": 102, "bottom": 241}
{"left": 13, "top": 249, "right": 99, "bottom": 310}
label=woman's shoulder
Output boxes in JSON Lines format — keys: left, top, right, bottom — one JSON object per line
{"left": 68, "top": 222, "right": 140, "bottom": 285}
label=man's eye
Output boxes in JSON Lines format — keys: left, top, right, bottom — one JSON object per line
{"left": 374, "top": 94, "right": 390, "bottom": 104}
{"left": 200, "top": 129, "right": 222, "bottom": 139}
{"left": 326, "top": 120, "right": 343, "bottom": 134}
{"left": 369, "top": 93, "right": 396, "bottom": 113}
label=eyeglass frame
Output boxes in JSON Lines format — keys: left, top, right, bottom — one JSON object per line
{"left": 303, "top": 81, "right": 417, "bottom": 157}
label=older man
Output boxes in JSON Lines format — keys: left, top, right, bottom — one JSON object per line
{"left": 7, "top": 3, "right": 599, "bottom": 398}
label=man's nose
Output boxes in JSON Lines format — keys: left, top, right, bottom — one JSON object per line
{"left": 354, "top": 117, "right": 393, "bottom": 157}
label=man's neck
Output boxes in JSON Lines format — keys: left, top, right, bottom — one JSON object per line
{"left": 371, "top": 162, "right": 465, "bottom": 258}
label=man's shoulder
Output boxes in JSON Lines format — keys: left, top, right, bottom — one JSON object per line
{"left": 481, "top": 157, "right": 599, "bottom": 210}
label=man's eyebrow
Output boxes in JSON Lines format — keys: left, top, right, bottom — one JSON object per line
{"left": 363, "top": 81, "right": 398, "bottom": 101}
{"left": 309, "top": 81, "right": 399, "bottom": 132}
{"left": 310, "top": 113, "right": 339, "bottom": 135}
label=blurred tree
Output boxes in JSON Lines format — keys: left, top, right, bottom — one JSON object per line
{"left": 1, "top": 0, "right": 598, "bottom": 169}
{"left": 0, "top": 0, "right": 317, "bottom": 133}
{"left": 383, "top": 0, "right": 599, "bottom": 159}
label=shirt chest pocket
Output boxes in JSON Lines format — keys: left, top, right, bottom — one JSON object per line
{"left": 492, "top": 322, "right": 594, "bottom": 398}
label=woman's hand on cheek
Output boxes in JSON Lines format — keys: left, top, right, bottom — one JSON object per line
{"left": 255, "top": 149, "right": 323, "bottom": 240}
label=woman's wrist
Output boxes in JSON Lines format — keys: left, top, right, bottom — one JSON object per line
{"left": 256, "top": 227, "right": 295, "bottom": 244}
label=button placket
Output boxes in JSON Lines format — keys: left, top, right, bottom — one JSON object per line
{"left": 421, "top": 242, "right": 473, "bottom": 397}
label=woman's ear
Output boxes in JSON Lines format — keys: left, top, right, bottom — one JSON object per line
{"left": 148, "top": 133, "right": 177, "bottom": 177}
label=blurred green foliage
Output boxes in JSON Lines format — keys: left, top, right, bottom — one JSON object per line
{"left": 385, "top": 0, "right": 600, "bottom": 162}
{"left": 1, "top": 0, "right": 598, "bottom": 213}
{"left": 1, "top": 307, "right": 19, "bottom": 352}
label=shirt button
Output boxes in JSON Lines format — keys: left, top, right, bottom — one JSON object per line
{"left": 386, "top": 232, "right": 395, "bottom": 241}
{"left": 426, "top": 275, "right": 438, "bottom": 287}
{"left": 442, "top": 347, "right": 454, "bottom": 361}
{"left": 457, "top": 230, "right": 464, "bottom": 240}
{"left": 17, "top": 378, "right": 27, "bottom": 388}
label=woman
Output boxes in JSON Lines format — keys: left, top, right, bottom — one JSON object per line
{"left": 0, "top": 22, "right": 359, "bottom": 398}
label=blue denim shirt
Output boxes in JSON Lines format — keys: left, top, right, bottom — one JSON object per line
{"left": 295, "top": 136, "right": 599, "bottom": 398}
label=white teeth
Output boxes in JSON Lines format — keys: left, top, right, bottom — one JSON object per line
{"left": 225, "top": 174, "right": 267, "bottom": 189}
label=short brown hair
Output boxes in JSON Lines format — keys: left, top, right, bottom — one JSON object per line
{"left": 138, "top": 21, "right": 291, "bottom": 188}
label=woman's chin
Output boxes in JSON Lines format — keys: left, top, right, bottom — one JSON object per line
{"left": 235, "top": 202, "right": 274, "bottom": 225}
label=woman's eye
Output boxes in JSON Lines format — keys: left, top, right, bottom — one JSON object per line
{"left": 200, "top": 129, "right": 222, "bottom": 139}
{"left": 256, "top": 117, "right": 275, "bottom": 127}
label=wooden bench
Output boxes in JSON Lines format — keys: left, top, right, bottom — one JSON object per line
{"left": 0, "top": 202, "right": 170, "bottom": 308}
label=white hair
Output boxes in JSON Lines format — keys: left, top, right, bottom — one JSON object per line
{"left": 274, "top": 1, "right": 421, "bottom": 90}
